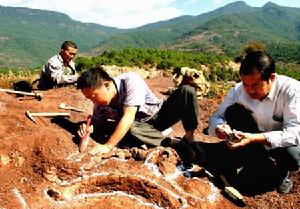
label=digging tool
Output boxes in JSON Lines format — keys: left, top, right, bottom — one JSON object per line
{"left": 58, "top": 102, "right": 85, "bottom": 112}
{"left": 79, "top": 115, "right": 92, "bottom": 152}
{"left": 203, "top": 169, "right": 245, "bottom": 206}
{"left": 25, "top": 110, "right": 71, "bottom": 123}
{"left": 219, "top": 174, "right": 245, "bottom": 206}
{"left": 0, "top": 88, "right": 43, "bottom": 100}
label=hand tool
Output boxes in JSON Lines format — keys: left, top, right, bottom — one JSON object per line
{"left": 58, "top": 102, "right": 85, "bottom": 112}
{"left": 25, "top": 110, "right": 70, "bottom": 123}
{"left": 79, "top": 115, "right": 92, "bottom": 152}
{"left": 219, "top": 174, "right": 245, "bottom": 206}
{"left": 203, "top": 169, "right": 245, "bottom": 206}
{"left": 0, "top": 88, "right": 43, "bottom": 100}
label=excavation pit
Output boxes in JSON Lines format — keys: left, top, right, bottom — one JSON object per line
{"left": 46, "top": 174, "right": 185, "bottom": 209}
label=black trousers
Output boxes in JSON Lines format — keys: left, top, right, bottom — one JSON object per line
{"left": 93, "top": 85, "right": 199, "bottom": 147}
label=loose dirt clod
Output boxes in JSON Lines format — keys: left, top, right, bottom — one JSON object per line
{"left": 0, "top": 154, "right": 10, "bottom": 166}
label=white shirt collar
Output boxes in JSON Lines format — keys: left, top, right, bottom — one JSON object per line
{"left": 265, "top": 75, "right": 277, "bottom": 102}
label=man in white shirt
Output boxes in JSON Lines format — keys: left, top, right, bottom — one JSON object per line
{"left": 208, "top": 51, "right": 300, "bottom": 194}
{"left": 38, "top": 41, "right": 78, "bottom": 90}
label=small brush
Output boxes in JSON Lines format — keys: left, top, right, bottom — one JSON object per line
{"left": 220, "top": 174, "right": 245, "bottom": 206}
{"left": 203, "top": 169, "right": 245, "bottom": 206}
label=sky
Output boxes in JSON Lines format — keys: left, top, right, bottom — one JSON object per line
{"left": 0, "top": 0, "right": 299, "bottom": 29}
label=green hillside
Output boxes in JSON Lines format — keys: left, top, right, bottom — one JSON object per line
{"left": 0, "top": 6, "right": 123, "bottom": 68}
{"left": 92, "top": 2, "right": 300, "bottom": 62}
{"left": 91, "top": 1, "right": 254, "bottom": 54}
{"left": 1, "top": 1, "right": 300, "bottom": 69}
{"left": 170, "top": 2, "right": 300, "bottom": 59}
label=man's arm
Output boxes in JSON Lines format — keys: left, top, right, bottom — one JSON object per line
{"left": 88, "top": 106, "right": 138, "bottom": 155}
{"left": 263, "top": 89, "right": 300, "bottom": 148}
{"left": 106, "top": 106, "right": 138, "bottom": 147}
{"left": 208, "top": 87, "right": 237, "bottom": 136}
{"left": 60, "top": 61, "right": 78, "bottom": 84}
{"left": 45, "top": 58, "right": 77, "bottom": 85}
{"left": 60, "top": 74, "right": 78, "bottom": 84}
{"left": 227, "top": 132, "right": 271, "bottom": 149}
{"left": 90, "top": 73, "right": 148, "bottom": 154}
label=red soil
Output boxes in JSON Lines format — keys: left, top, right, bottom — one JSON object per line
{"left": 0, "top": 76, "right": 299, "bottom": 209}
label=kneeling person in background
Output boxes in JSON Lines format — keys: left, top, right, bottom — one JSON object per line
{"left": 38, "top": 40, "right": 78, "bottom": 90}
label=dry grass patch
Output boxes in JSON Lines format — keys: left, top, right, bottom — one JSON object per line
{"left": 0, "top": 69, "right": 39, "bottom": 89}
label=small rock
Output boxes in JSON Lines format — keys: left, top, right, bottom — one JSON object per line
{"left": 158, "top": 161, "right": 177, "bottom": 176}
{"left": 83, "top": 161, "right": 96, "bottom": 170}
{"left": 115, "top": 150, "right": 127, "bottom": 159}
{"left": 134, "top": 149, "right": 148, "bottom": 161}
{"left": 0, "top": 154, "right": 10, "bottom": 166}
{"left": 44, "top": 166, "right": 61, "bottom": 183}
{"left": 15, "top": 156, "right": 25, "bottom": 166}
{"left": 20, "top": 177, "right": 27, "bottom": 183}
{"left": 93, "top": 155, "right": 103, "bottom": 164}
{"left": 47, "top": 188, "right": 65, "bottom": 201}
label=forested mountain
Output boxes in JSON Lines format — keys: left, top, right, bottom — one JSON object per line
{"left": 0, "top": 6, "right": 123, "bottom": 68}
{"left": 92, "top": 1, "right": 300, "bottom": 62}
{"left": 91, "top": 1, "right": 254, "bottom": 53}
{"left": 1, "top": 1, "right": 300, "bottom": 69}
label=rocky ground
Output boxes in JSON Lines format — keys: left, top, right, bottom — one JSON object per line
{"left": 0, "top": 75, "right": 299, "bottom": 209}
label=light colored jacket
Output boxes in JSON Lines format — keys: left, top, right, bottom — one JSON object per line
{"left": 39, "top": 53, "right": 77, "bottom": 89}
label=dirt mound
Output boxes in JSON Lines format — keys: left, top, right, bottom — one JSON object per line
{"left": 0, "top": 76, "right": 299, "bottom": 209}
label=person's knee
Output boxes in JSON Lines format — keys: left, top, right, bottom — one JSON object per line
{"left": 128, "top": 123, "right": 141, "bottom": 137}
{"left": 225, "top": 103, "right": 259, "bottom": 133}
{"left": 128, "top": 122, "right": 165, "bottom": 146}
{"left": 179, "top": 85, "right": 196, "bottom": 95}
{"left": 286, "top": 145, "right": 300, "bottom": 168}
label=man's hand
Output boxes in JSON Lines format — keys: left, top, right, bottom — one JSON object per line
{"left": 227, "top": 132, "right": 270, "bottom": 149}
{"left": 78, "top": 117, "right": 93, "bottom": 152}
{"left": 215, "top": 124, "right": 251, "bottom": 149}
{"left": 89, "top": 144, "right": 114, "bottom": 156}
{"left": 77, "top": 123, "right": 93, "bottom": 138}
{"left": 215, "top": 123, "right": 232, "bottom": 139}
{"left": 226, "top": 131, "right": 252, "bottom": 149}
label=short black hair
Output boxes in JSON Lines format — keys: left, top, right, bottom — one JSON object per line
{"left": 239, "top": 51, "right": 275, "bottom": 81}
{"left": 77, "top": 66, "right": 113, "bottom": 89}
{"left": 61, "top": 41, "right": 77, "bottom": 50}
